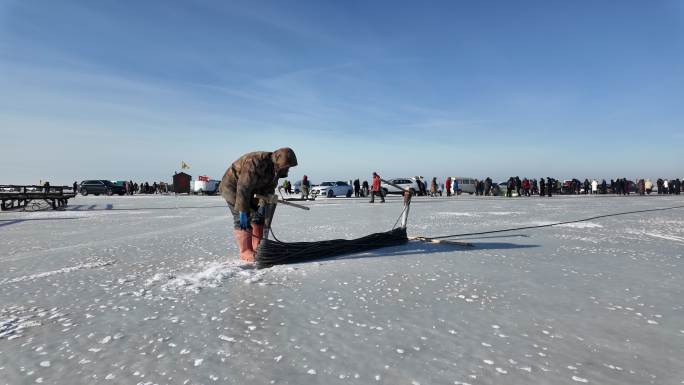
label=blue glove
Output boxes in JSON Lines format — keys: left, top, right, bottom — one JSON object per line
{"left": 239, "top": 211, "right": 249, "bottom": 229}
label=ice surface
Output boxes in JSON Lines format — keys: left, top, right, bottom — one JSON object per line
{"left": 1, "top": 194, "right": 683, "bottom": 384}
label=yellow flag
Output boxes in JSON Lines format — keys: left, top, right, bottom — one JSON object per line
{"left": 181, "top": 161, "right": 190, "bottom": 170}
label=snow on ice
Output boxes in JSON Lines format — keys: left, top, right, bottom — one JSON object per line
{"left": 0, "top": 194, "right": 683, "bottom": 384}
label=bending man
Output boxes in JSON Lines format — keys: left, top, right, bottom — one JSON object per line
{"left": 220, "top": 148, "right": 298, "bottom": 262}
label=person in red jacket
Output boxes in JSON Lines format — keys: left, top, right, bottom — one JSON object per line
{"left": 445, "top": 177, "right": 452, "bottom": 197}
{"left": 369, "top": 172, "right": 385, "bottom": 203}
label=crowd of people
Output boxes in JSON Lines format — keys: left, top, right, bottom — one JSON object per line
{"left": 126, "top": 181, "right": 170, "bottom": 194}
{"left": 490, "top": 177, "right": 682, "bottom": 197}
{"left": 71, "top": 175, "right": 682, "bottom": 199}
{"left": 277, "top": 175, "right": 682, "bottom": 201}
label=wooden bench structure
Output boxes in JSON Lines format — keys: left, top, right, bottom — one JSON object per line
{"left": 0, "top": 185, "right": 77, "bottom": 211}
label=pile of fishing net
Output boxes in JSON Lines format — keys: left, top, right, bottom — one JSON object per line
{"left": 254, "top": 227, "right": 408, "bottom": 269}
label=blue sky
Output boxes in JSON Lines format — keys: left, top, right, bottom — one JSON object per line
{"left": 1, "top": 0, "right": 683, "bottom": 185}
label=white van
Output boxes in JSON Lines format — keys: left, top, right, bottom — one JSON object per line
{"left": 449, "top": 177, "right": 477, "bottom": 195}
{"left": 191, "top": 179, "right": 219, "bottom": 195}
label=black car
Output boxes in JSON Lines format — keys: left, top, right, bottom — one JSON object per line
{"left": 80, "top": 180, "right": 126, "bottom": 196}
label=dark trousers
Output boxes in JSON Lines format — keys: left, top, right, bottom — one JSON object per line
{"left": 369, "top": 190, "right": 385, "bottom": 203}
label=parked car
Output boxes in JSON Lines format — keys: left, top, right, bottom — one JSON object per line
{"left": 381, "top": 178, "right": 419, "bottom": 195}
{"left": 80, "top": 180, "right": 126, "bottom": 196}
{"left": 450, "top": 177, "right": 477, "bottom": 195}
{"left": 311, "top": 181, "right": 353, "bottom": 198}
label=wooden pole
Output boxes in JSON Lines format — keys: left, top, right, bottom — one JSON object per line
{"left": 255, "top": 194, "right": 310, "bottom": 211}
{"left": 401, "top": 189, "right": 412, "bottom": 228}
{"left": 257, "top": 195, "right": 278, "bottom": 242}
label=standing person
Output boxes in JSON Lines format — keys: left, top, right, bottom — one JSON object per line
{"left": 220, "top": 147, "right": 298, "bottom": 262}
{"left": 546, "top": 177, "right": 553, "bottom": 197}
{"left": 645, "top": 179, "right": 653, "bottom": 194}
{"left": 419, "top": 176, "right": 427, "bottom": 196}
{"left": 353, "top": 179, "right": 361, "bottom": 197}
{"left": 430, "top": 177, "right": 438, "bottom": 197}
{"left": 623, "top": 178, "right": 630, "bottom": 195}
{"left": 361, "top": 180, "right": 369, "bottom": 197}
{"left": 73, "top": 181, "right": 78, "bottom": 195}
{"left": 300, "top": 175, "right": 310, "bottom": 199}
{"left": 591, "top": 179, "right": 598, "bottom": 194}
{"left": 445, "top": 177, "right": 452, "bottom": 197}
{"left": 369, "top": 172, "right": 385, "bottom": 203}
{"left": 506, "top": 177, "right": 514, "bottom": 197}
{"left": 484, "top": 177, "right": 492, "bottom": 196}
{"left": 539, "top": 178, "right": 546, "bottom": 197}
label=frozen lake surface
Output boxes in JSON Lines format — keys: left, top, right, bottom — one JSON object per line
{"left": 1, "top": 194, "right": 683, "bottom": 385}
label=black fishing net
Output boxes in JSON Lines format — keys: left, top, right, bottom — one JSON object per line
{"left": 255, "top": 227, "right": 408, "bottom": 269}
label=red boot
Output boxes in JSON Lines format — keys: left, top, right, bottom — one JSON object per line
{"left": 233, "top": 229, "right": 255, "bottom": 263}
{"left": 251, "top": 223, "right": 264, "bottom": 251}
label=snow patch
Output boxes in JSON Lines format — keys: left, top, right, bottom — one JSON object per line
{"left": 437, "top": 212, "right": 475, "bottom": 217}
{"left": 643, "top": 232, "right": 684, "bottom": 243}
{"left": 150, "top": 261, "right": 270, "bottom": 292}
{"left": 1, "top": 260, "right": 115, "bottom": 285}
{"left": 557, "top": 222, "right": 603, "bottom": 229}
{"left": 0, "top": 307, "right": 62, "bottom": 339}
